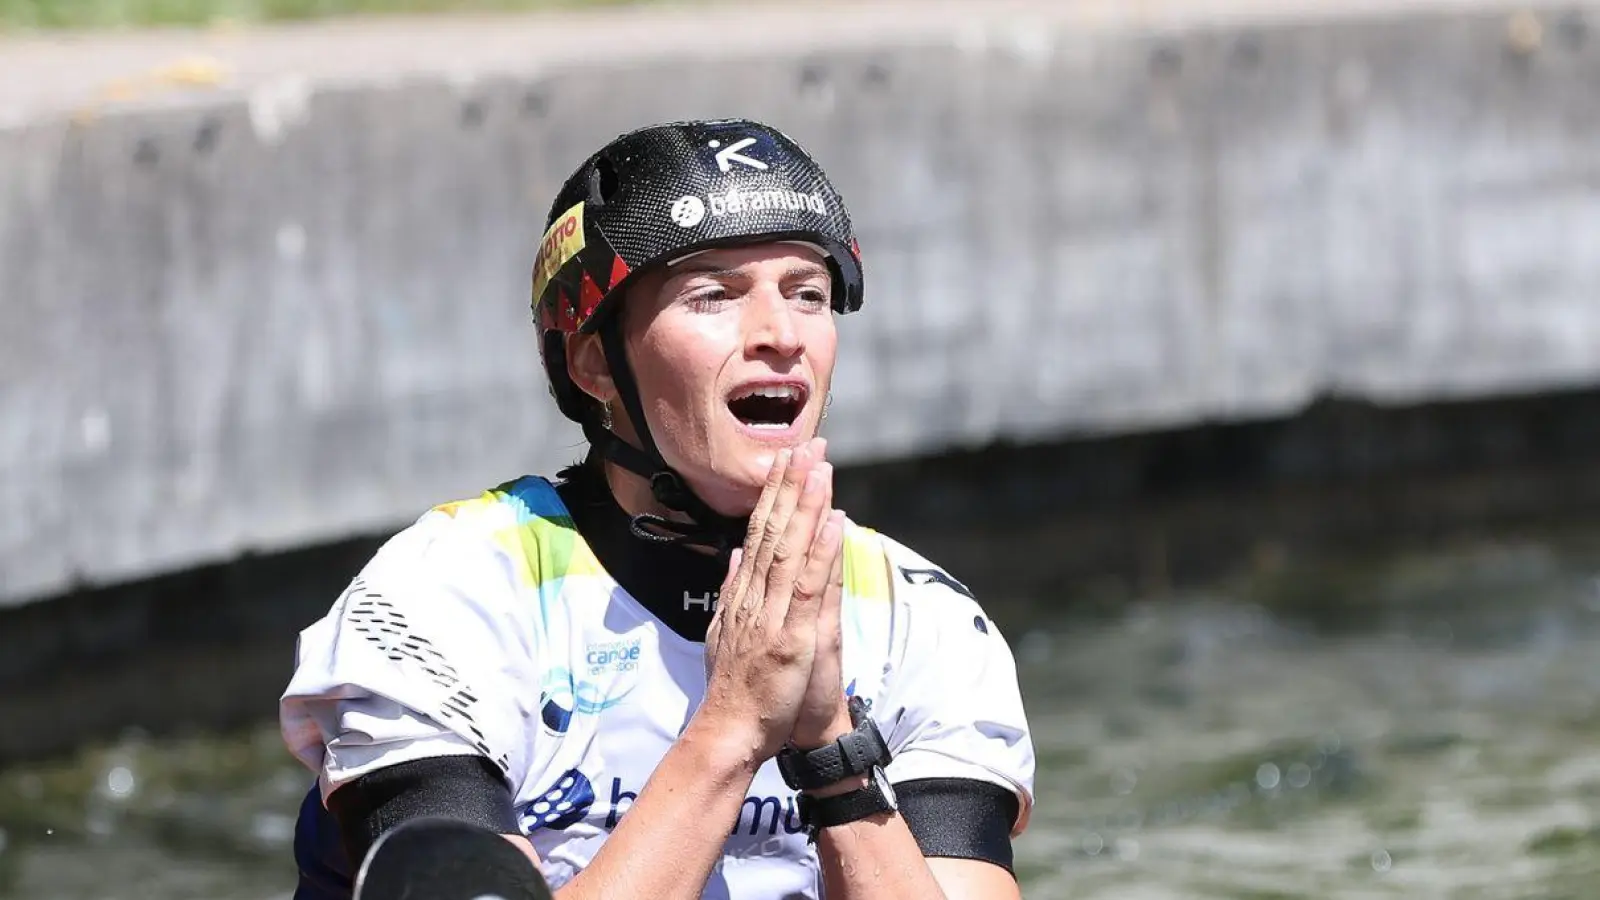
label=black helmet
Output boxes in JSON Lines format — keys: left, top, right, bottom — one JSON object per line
{"left": 530, "top": 118, "right": 865, "bottom": 547}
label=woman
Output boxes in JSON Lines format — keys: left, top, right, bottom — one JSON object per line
{"left": 281, "top": 118, "right": 1036, "bottom": 899}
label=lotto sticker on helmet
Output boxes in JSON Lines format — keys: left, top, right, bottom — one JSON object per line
{"left": 533, "top": 203, "right": 586, "bottom": 306}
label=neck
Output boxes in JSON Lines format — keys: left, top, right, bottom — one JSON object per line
{"left": 583, "top": 432, "right": 752, "bottom": 554}
{"left": 596, "top": 457, "right": 733, "bottom": 557}
{"left": 599, "top": 458, "right": 689, "bottom": 525}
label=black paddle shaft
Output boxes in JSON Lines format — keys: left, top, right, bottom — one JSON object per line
{"left": 353, "top": 818, "right": 554, "bottom": 900}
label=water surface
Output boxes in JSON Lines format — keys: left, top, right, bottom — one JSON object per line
{"left": 3, "top": 536, "right": 1598, "bottom": 899}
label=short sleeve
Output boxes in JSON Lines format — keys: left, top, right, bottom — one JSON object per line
{"left": 279, "top": 510, "right": 540, "bottom": 803}
{"left": 877, "top": 541, "right": 1037, "bottom": 835}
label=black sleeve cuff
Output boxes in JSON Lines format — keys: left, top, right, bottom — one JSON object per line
{"left": 326, "top": 754, "right": 518, "bottom": 866}
{"left": 897, "top": 777, "right": 1022, "bottom": 875}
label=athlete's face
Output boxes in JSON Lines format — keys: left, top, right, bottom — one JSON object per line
{"left": 605, "top": 244, "right": 838, "bottom": 516}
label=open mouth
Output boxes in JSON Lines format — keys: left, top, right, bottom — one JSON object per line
{"left": 727, "top": 383, "right": 807, "bottom": 431}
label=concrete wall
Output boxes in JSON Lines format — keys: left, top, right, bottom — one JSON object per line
{"left": 5, "top": 0, "right": 1600, "bottom": 607}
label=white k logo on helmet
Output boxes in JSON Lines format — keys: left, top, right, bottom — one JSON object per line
{"left": 709, "top": 137, "right": 768, "bottom": 173}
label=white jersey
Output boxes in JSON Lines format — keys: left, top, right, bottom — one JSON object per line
{"left": 280, "top": 475, "right": 1035, "bottom": 898}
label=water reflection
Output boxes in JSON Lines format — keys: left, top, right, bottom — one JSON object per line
{"left": 1255, "top": 763, "right": 1280, "bottom": 791}
{"left": 1286, "top": 762, "right": 1312, "bottom": 789}
{"left": 105, "top": 767, "right": 136, "bottom": 800}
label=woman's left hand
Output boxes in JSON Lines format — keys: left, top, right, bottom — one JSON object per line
{"left": 788, "top": 508, "right": 853, "bottom": 750}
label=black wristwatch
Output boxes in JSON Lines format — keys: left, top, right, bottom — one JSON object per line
{"left": 776, "top": 696, "right": 898, "bottom": 842}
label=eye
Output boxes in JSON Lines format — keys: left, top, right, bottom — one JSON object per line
{"left": 793, "top": 285, "right": 830, "bottom": 308}
{"left": 684, "top": 286, "right": 730, "bottom": 311}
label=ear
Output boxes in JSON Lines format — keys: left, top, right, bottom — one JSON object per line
{"left": 565, "top": 332, "right": 615, "bottom": 406}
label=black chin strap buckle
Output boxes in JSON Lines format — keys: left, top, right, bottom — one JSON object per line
{"left": 649, "top": 471, "right": 692, "bottom": 512}
{"left": 594, "top": 436, "right": 742, "bottom": 553}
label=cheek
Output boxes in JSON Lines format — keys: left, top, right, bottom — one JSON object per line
{"left": 637, "top": 318, "right": 735, "bottom": 422}
{"left": 805, "top": 319, "right": 839, "bottom": 383}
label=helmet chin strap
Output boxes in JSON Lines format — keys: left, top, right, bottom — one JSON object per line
{"left": 594, "top": 322, "right": 749, "bottom": 554}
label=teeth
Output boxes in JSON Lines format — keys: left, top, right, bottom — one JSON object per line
{"left": 734, "top": 385, "right": 802, "bottom": 401}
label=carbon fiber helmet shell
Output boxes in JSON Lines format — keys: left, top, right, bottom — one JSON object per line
{"left": 531, "top": 119, "right": 864, "bottom": 424}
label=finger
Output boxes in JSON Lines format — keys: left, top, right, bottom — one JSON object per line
{"left": 767, "top": 461, "right": 833, "bottom": 615}
{"left": 722, "top": 548, "right": 743, "bottom": 592}
{"left": 742, "top": 447, "right": 792, "bottom": 554}
{"left": 811, "top": 450, "right": 836, "bottom": 550}
{"left": 726, "top": 450, "right": 789, "bottom": 628}
{"left": 783, "top": 502, "right": 844, "bottom": 636}
{"left": 707, "top": 548, "right": 741, "bottom": 641}
{"left": 744, "top": 444, "right": 804, "bottom": 583}
{"left": 735, "top": 448, "right": 791, "bottom": 588}
{"left": 816, "top": 511, "right": 847, "bottom": 655}
{"left": 769, "top": 459, "right": 831, "bottom": 597}
{"left": 720, "top": 543, "right": 752, "bottom": 627}
{"left": 748, "top": 439, "right": 821, "bottom": 595}
{"left": 760, "top": 457, "right": 830, "bottom": 634}
{"left": 704, "top": 548, "right": 741, "bottom": 675}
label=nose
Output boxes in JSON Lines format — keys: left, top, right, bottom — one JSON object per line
{"left": 744, "top": 286, "right": 803, "bottom": 359}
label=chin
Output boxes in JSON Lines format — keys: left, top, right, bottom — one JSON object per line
{"left": 687, "top": 469, "right": 764, "bottom": 519}
{"left": 684, "top": 409, "right": 824, "bottom": 518}
{"left": 691, "top": 443, "right": 797, "bottom": 519}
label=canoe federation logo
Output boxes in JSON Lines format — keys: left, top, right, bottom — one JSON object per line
{"left": 538, "top": 665, "right": 634, "bottom": 736}
{"left": 585, "top": 637, "right": 642, "bottom": 676}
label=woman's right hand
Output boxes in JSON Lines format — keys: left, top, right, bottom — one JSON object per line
{"left": 698, "top": 436, "right": 843, "bottom": 764}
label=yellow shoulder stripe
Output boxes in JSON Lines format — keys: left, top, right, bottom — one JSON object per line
{"left": 842, "top": 526, "right": 893, "bottom": 603}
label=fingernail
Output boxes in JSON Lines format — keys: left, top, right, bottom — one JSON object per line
{"left": 821, "top": 518, "right": 841, "bottom": 544}
{"left": 804, "top": 468, "right": 824, "bottom": 494}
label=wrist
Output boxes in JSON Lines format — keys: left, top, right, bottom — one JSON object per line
{"left": 793, "top": 765, "right": 899, "bottom": 843}
{"left": 790, "top": 706, "right": 855, "bottom": 752}
{"left": 680, "top": 712, "right": 766, "bottom": 780}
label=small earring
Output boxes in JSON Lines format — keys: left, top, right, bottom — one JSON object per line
{"left": 821, "top": 391, "right": 833, "bottom": 421}
{"left": 600, "top": 400, "right": 614, "bottom": 431}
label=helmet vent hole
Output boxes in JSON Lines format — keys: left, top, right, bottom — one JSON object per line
{"left": 590, "top": 157, "right": 621, "bottom": 206}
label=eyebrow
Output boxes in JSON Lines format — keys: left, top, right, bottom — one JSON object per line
{"left": 672, "top": 261, "right": 830, "bottom": 281}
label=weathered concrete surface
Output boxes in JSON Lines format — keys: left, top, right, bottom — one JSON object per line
{"left": 5, "top": 0, "right": 1600, "bottom": 606}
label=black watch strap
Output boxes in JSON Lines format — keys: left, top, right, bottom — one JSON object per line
{"left": 776, "top": 697, "right": 890, "bottom": 791}
{"left": 796, "top": 775, "right": 895, "bottom": 843}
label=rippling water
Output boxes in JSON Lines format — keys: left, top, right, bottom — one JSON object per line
{"left": 3, "top": 537, "right": 1599, "bottom": 899}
